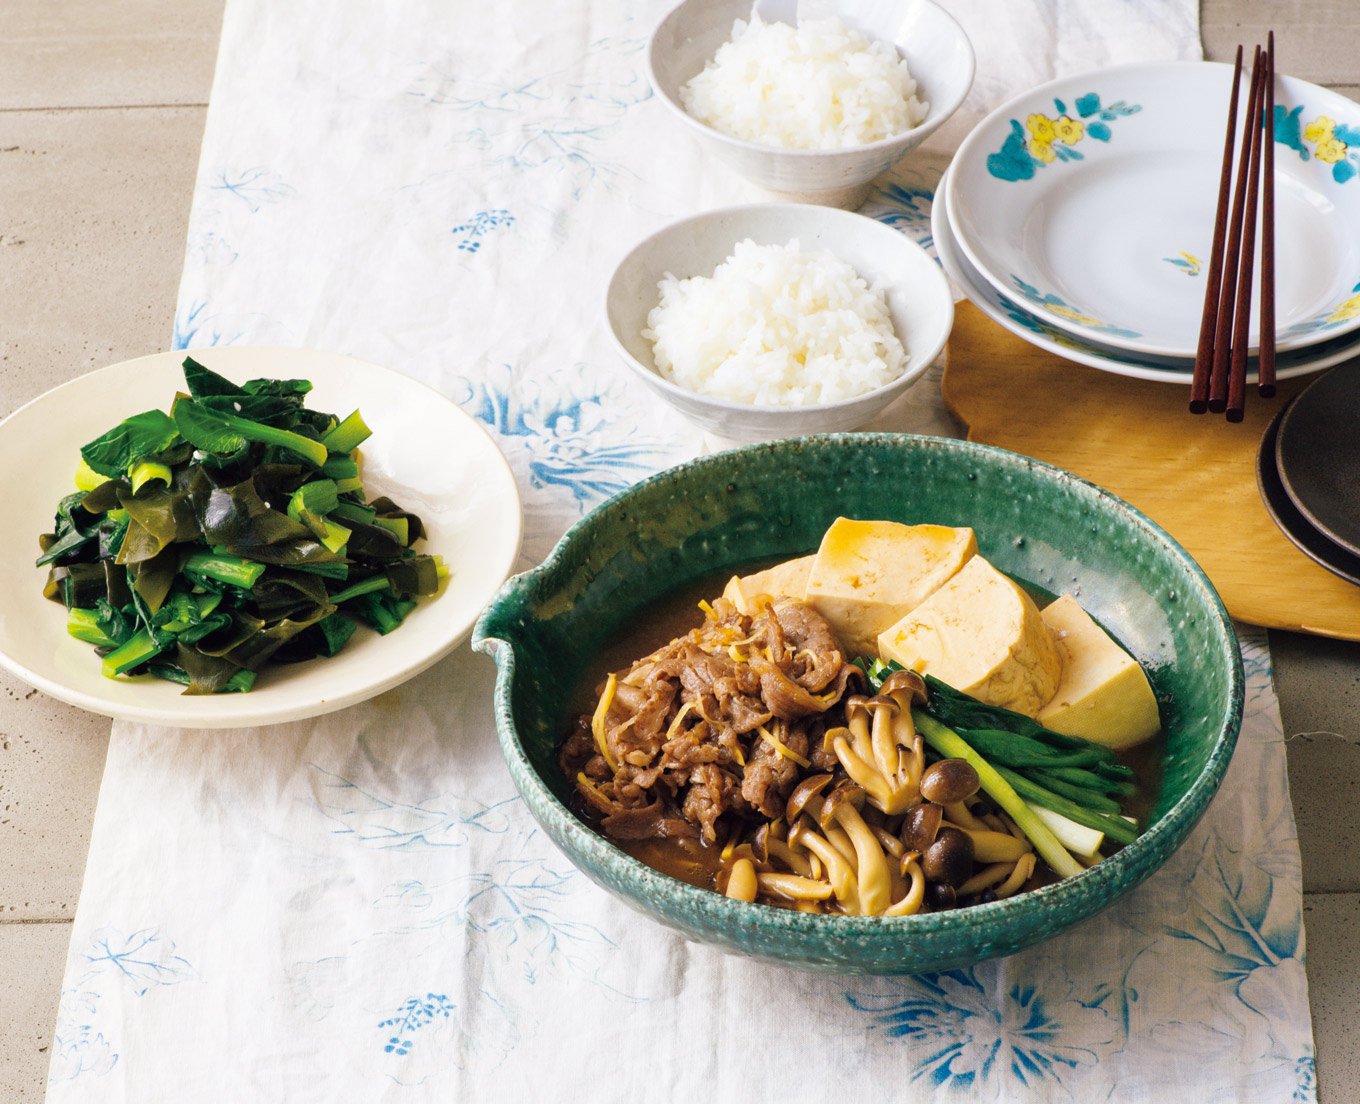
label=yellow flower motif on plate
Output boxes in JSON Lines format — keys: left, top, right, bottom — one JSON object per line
{"left": 1029, "top": 139, "right": 1057, "bottom": 163}
{"left": 1316, "top": 136, "right": 1348, "bottom": 164}
{"left": 1026, "top": 114, "right": 1056, "bottom": 143}
{"left": 1048, "top": 303, "right": 1105, "bottom": 328}
{"left": 1052, "top": 115, "right": 1085, "bottom": 145}
{"left": 1304, "top": 116, "right": 1336, "bottom": 144}
{"left": 1329, "top": 292, "right": 1360, "bottom": 323}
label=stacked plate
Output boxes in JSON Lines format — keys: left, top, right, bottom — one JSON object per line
{"left": 1258, "top": 362, "right": 1360, "bottom": 584}
{"left": 936, "top": 61, "right": 1360, "bottom": 384}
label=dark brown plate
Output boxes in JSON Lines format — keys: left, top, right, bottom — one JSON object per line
{"left": 1259, "top": 400, "right": 1360, "bottom": 587}
{"left": 1275, "top": 361, "right": 1360, "bottom": 558}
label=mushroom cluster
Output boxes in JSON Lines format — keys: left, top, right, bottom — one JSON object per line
{"left": 716, "top": 671, "right": 1038, "bottom": 916}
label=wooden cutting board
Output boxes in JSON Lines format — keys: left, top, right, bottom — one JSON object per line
{"left": 942, "top": 302, "right": 1360, "bottom": 640}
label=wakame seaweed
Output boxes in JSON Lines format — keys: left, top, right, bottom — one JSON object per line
{"left": 37, "top": 356, "right": 445, "bottom": 694}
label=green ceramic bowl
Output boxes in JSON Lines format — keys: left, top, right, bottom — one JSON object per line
{"left": 472, "top": 435, "right": 1243, "bottom": 974}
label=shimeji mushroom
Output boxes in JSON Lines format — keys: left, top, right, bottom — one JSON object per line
{"left": 925, "top": 881, "right": 958, "bottom": 910}
{"left": 943, "top": 800, "right": 991, "bottom": 833}
{"left": 994, "top": 852, "right": 1038, "bottom": 899}
{"left": 828, "top": 675, "right": 927, "bottom": 816}
{"left": 922, "top": 825, "right": 974, "bottom": 888}
{"left": 958, "top": 860, "right": 1019, "bottom": 898}
{"left": 756, "top": 872, "right": 835, "bottom": 903}
{"left": 752, "top": 821, "right": 816, "bottom": 878}
{"left": 788, "top": 818, "right": 859, "bottom": 912}
{"left": 901, "top": 801, "right": 944, "bottom": 852}
{"left": 879, "top": 669, "right": 929, "bottom": 790}
{"left": 820, "top": 782, "right": 892, "bottom": 916}
{"left": 920, "top": 759, "right": 981, "bottom": 806}
{"left": 725, "top": 857, "right": 758, "bottom": 902}
{"left": 958, "top": 828, "right": 1031, "bottom": 864}
{"left": 884, "top": 853, "right": 927, "bottom": 917}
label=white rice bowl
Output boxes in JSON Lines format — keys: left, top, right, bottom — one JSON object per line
{"left": 643, "top": 239, "right": 907, "bottom": 407}
{"left": 680, "top": 15, "right": 928, "bottom": 150}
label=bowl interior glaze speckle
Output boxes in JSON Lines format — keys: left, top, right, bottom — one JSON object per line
{"left": 473, "top": 435, "right": 1242, "bottom": 974}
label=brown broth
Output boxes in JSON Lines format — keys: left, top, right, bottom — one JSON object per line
{"left": 566, "top": 559, "right": 1165, "bottom": 893}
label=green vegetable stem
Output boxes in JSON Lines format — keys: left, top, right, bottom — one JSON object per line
{"left": 37, "top": 357, "right": 442, "bottom": 694}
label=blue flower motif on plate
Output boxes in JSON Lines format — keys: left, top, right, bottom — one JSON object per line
{"left": 1163, "top": 251, "right": 1202, "bottom": 277}
{"left": 1275, "top": 105, "right": 1360, "bottom": 184}
{"left": 1278, "top": 281, "right": 1360, "bottom": 339}
{"left": 1009, "top": 276, "right": 1142, "bottom": 338}
{"left": 986, "top": 93, "right": 1141, "bottom": 182}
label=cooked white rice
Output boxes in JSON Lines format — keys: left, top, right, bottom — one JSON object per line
{"left": 643, "top": 239, "right": 907, "bottom": 407}
{"left": 680, "top": 15, "right": 928, "bottom": 150}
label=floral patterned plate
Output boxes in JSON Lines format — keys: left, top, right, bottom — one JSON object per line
{"left": 934, "top": 172, "right": 1360, "bottom": 385}
{"left": 946, "top": 62, "right": 1360, "bottom": 359}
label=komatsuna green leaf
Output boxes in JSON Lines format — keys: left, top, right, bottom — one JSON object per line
{"left": 35, "top": 491, "right": 103, "bottom": 567}
{"left": 173, "top": 397, "right": 327, "bottom": 467}
{"left": 200, "top": 393, "right": 303, "bottom": 427}
{"left": 242, "top": 377, "right": 312, "bottom": 398}
{"left": 172, "top": 398, "right": 248, "bottom": 454}
{"left": 80, "top": 409, "right": 181, "bottom": 478}
{"left": 182, "top": 356, "right": 244, "bottom": 399}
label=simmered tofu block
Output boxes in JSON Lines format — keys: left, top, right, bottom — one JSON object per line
{"left": 877, "top": 556, "right": 1062, "bottom": 716}
{"left": 1037, "top": 595, "right": 1160, "bottom": 749}
{"left": 805, "top": 518, "right": 977, "bottom": 657}
{"left": 721, "top": 555, "right": 815, "bottom": 614}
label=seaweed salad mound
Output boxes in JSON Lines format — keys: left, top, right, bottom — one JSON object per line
{"left": 36, "top": 356, "right": 443, "bottom": 694}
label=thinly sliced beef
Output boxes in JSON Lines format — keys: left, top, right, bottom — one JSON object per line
{"left": 564, "top": 594, "right": 855, "bottom": 844}
{"left": 740, "top": 725, "right": 807, "bottom": 819}
{"left": 682, "top": 764, "right": 741, "bottom": 841}
{"left": 602, "top": 801, "right": 698, "bottom": 840}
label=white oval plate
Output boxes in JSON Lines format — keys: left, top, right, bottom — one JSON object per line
{"left": 0, "top": 348, "right": 523, "bottom": 728}
{"left": 934, "top": 172, "right": 1359, "bottom": 383}
{"left": 947, "top": 61, "right": 1360, "bottom": 359}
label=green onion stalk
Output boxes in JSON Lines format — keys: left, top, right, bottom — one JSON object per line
{"left": 913, "top": 710, "right": 1085, "bottom": 879}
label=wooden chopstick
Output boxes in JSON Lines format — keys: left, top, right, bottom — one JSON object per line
{"left": 1209, "top": 44, "right": 1263, "bottom": 414}
{"left": 1227, "top": 56, "right": 1268, "bottom": 422}
{"left": 1258, "top": 31, "right": 1277, "bottom": 398}
{"left": 1190, "top": 45, "right": 1244, "bottom": 415}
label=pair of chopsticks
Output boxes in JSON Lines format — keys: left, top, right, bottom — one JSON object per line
{"left": 1190, "top": 35, "right": 1276, "bottom": 422}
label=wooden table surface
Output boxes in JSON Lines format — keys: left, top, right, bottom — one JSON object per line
{"left": 2, "top": 3, "right": 1358, "bottom": 1100}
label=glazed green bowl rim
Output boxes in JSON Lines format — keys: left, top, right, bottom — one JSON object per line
{"left": 473, "top": 433, "right": 1244, "bottom": 943}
